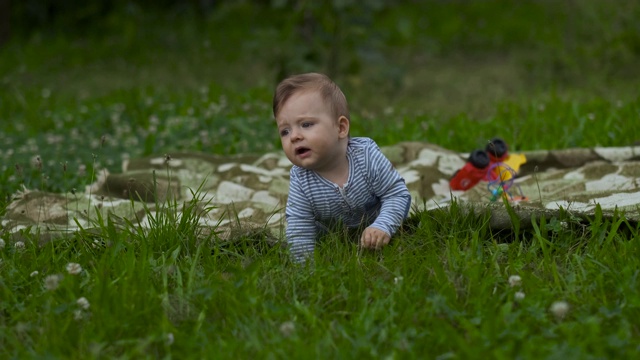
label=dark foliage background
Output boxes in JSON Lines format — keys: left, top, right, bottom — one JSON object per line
{"left": 5, "top": 0, "right": 640, "bottom": 84}
{"left": 1, "top": 0, "right": 639, "bottom": 199}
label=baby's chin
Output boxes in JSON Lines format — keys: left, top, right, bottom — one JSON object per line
{"left": 285, "top": 155, "right": 304, "bottom": 168}
{"left": 290, "top": 159, "right": 314, "bottom": 170}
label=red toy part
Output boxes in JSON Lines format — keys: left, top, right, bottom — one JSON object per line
{"left": 449, "top": 149, "right": 490, "bottom": 191}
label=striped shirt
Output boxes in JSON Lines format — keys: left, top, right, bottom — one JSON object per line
{"left": 286, "top": 137, "right": 412, "bottom": 261}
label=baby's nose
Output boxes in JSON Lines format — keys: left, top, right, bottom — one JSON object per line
{"left": 290, "top": 129, "right": 303, "bottom": 141}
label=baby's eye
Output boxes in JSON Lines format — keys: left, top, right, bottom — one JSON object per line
{"left": 301, "top": 122, "right": 313, "bottom": 128}
{"left": 279, "top": 129, "right": 290, "bottom": 137}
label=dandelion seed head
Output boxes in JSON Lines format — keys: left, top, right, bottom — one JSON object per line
{"left": 166, "top": 333, "right": 175, "bottom": 345}
{"left": 514, "top": 291, "right": 525, "bottom": 301}
{"left": 73, "top": 309, "right": 83, "bottom": 321}
{"left": 508, "top": 275, "right": 522, "bottom": 287}
{"left": 66, "top": 262, "right": 82, "bottom": 275}
{"left": 14, "top": 241, "right": 25, "bottom": 250}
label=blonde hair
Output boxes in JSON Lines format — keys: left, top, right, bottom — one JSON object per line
{"left": 273, "top": 73, "right": 349, "bottom": 121}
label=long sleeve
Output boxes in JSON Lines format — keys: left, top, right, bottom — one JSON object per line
{"left": 285, "top": 170, "right": 318, "bottom": 262}
{"left": 366, "top": 143, "right": 412, "bottom": 236}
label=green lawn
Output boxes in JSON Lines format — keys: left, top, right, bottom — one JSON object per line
{"left": 1, "top": 1, "right": 639, "bottom": 358}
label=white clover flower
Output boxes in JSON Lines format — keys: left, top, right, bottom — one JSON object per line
{"left": 66, "top": 262, "right": 82, "bottom": 275}
{"left": 508, "top": 275, "right": 522, "bottom": 287}
{"left": 14, "top": 241, "right": 25, "bottom": 250}
{"left": 30, "top": 271, "right": 39, "bottom": 277}
{"left": 0, "top": 238, "right": 5, "bottom": 249}
{"left": 77, "top": 297, "right": 90, "bottom": 310}
{"left": 550, "top": 301, "right": 570, "bottom": 320}
{"left": 514, "top": 291, "right": 526, "bottom": 302}
{"left": 44, "top": 274, "right": 61, "bottom": 291}
{"left": 73, "top": 309, "right": 83, "bottom": 321}
{"left": 279, "top": 321, "right": 296, "bottom": 337}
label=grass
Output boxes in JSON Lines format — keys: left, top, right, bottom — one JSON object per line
{"left": 2, "top": 202, "right": 639, "bottom": 357}
{"left": 1, "top": 0, "right": 640, "bottom": 358}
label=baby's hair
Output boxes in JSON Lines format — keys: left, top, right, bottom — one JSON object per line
{"left": 273, "top": 73, "right": 349, "bottom": 121}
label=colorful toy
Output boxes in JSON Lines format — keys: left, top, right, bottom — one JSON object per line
{"left": 449, "top": 138, "right": 528, "bottom": 202}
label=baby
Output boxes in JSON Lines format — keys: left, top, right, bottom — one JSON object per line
{"left": 273, "top": 73, "right": 411, "bottom": 262}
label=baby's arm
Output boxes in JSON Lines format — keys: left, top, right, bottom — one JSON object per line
{"left": 366, "top": 144, "right": 412, "bottom": 241}
{"left": 285, "top": 172, "right": 318, "bottom": 262}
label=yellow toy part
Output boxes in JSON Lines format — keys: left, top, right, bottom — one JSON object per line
{"left": 492, "top": 153, "right": 527, "bottom": 181}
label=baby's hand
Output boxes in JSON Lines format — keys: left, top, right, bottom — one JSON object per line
{"left": 360, "top": 227, "right": 391, "bottom": 250}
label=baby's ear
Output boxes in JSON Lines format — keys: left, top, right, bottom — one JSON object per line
{"left": 338, "top": 116, "right": 350, "bottom": 138}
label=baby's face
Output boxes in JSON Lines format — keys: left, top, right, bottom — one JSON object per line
{"left": 276, "top": 90, "right": 348, "bottom": 172}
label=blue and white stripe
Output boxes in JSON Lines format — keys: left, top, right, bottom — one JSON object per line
{"left": 286, "top": 137, "right": 412, "bottom": 262}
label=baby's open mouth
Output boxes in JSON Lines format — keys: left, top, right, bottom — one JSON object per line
{"left": 295, "top": 147, "right": 310, "bottom": 155}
